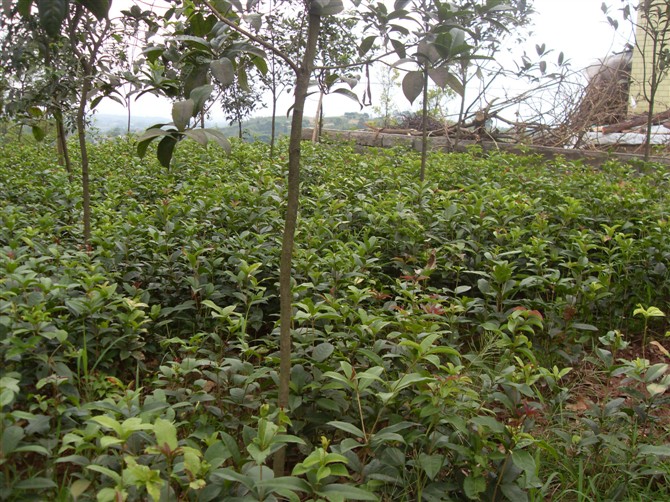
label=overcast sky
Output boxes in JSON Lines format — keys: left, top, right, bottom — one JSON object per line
{"left": 96, "top": 0, "right": 634, "bottom": 122}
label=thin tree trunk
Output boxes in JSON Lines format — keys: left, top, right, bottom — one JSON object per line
{"left": 270, "top": 92, "right": 277, "bottom": 157}
{"left": 273, "top": 11, "right": 321, "bottom": 477}
{"left": 419, "top": 65, "right": 429, "bottom": 182}
{"left": 311, "top": 91, "right": 324, "bottom": 142}
{"left": 56, "top": 113, "right": 73, "bottom": 183}
{"left": 77, "top": 76, "right": 92, "bottom": 245}
{"left": 126, "top": 94, "right": 132, "bottom": 135}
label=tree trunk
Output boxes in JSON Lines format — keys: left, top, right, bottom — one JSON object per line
{"left": 419, "top": 65, "right": 429, "bottom": 182}
{"left": 77, "top": 77, "right": 92, "bottom": 245}
{"left": 273, "top": 11, "right": 321, "bottom": 477}
{"left": 56, "top": 114, "right": 74, "bottom": 183}
{"left": 311, "top": 91, "right": 324, "bottom": 142}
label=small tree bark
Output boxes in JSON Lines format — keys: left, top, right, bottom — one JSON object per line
{"left": 419, "top": 65, "right": 429, "bottom": 182}
{"left": 76, "top": 76, "right": 92, "bottom": 245}
{"left": 273, "top": 11, "right": 321, "bottom": 477}
{"left": 55, "top": 113, "right": 73, "bottom": 183}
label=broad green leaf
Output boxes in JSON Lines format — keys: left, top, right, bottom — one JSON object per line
{"left": 211, "top": 58, "right": 235, "bottom": 86}
{"left": 571, "top": 323, "right": 598, "bottom": 331}
{"left": 645, "top": 363, "right": 668, "bottom": 382}
{"left": 638, "top": 444, "right": 670, "bottom": 456}
{"left": 319, "top": 483, "right": 378, "bottom": 500}
{"left": 154, "top": 418, "right": 178, "bottom": 451}
{"left": 359, "top": 35, "right": 376, "bottom": 56}
{"left": 77, "top": 0, "right": 110, "bottom": 20}
{"left": 31, "top": 125, "right": 46, "bottom": 142}
{"left": 90, "top": 415, "right": 123, "bottom": 435}
{"left": 172, "top": 99, "right": 194, "bottom": 131}
{"left": 463, "top": 475, "right": 486, "bottom": 499}
{"left": 309, "top": 0, "right": 344, "bottom": 16}
{"left": 391, "top": 372, "right": 431, "bottom": 392}
{"left": 327, "top": 420, "right": 365, "bottom": 438}
{"left": 14, "top": 477, "right": 58, "bottom": 490}
{"left": 136, "top": 128, "right": 172, "bottom": 158}
{"left": 244, "top": 12, "right": 262, "bottom": 31}
{"left": 500, "top": 483, "right": 528, "bottom": 502}
{"left": 190, "top": 85, "right": 214, "bottom": 115}
{"left": 418, "top": 453, "right": 444, "bottom": 480}
{"left": 427, "top": 67, "right": 450, "bottom": 89}
{"left": 157, "top": 135, "right": 178, "bottom": 168}
{"left": 470, "top": 416, "right": 505, "bottom": 433}
{"left": 2, "top": 425, "right": 24, "bottom": 455}
{"left": 17, "top": 0, "right": 34, "bottom": 16}
{"left": 332, "top": 87, "right": 361, "bottom": 105}
{"left": 203, "top": 130, "right": 231, "bottom": 154}
{"left": 417, "top": 40, "right": 440, "bottom": 64}
{"left": 402, "top": 71, "right": 424, "bottom": 105}
{"left": 183, "top": 129, "right": 209, "bottom": 146}
{"left": 37, "top": 0, "right": 69, "bottom": 37}
{"left": 443, "top": 72, "right": 465, "bottom": 96}
{"left": 312, "top": 342, "right": 334, "bottom": 362}
{"left": 69, "top": 479, "right": 91, "bottom": 499}
{"left": 86, "top": 464, "right": 122, "bottom": 484}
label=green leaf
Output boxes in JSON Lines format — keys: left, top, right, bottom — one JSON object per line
{"left": 500, "top": 483, "right": 528, "bottom": 502}
{"left": 256, "top": 476, "right": 310, "bottom": 494}
{"left": 332, "top": 88, "right": 361, "bottom": 105}
{"left": 37, "top": 0, "right": 69, "bottom": 37}
{"left": 359, "top": 35, "right": 376, "bottom": 56}
{"left": 31, "top": 125, "right": 46, "bottom": 142}
{"left": 211, "top": 58, "right": 235, "bottom": 86}
{"left": 17, "top": 0, "right": 33, "bottom": 17}
{"left": 309, "top": 0, "right": 344, "bottom": 16}
{"left": 645, "top": 363, "right": 668, "bottom": 383}
{"left": 183, "top": 129, "right": 209, "bottom": 146}
{"left": 571, "top": 323, "right": 598, "bottom": 331}
{"left": 2, "top": 425, "right": 25, "bottom": 455}
{"left": 189, "top": 84, "right": 213, "bottom": 114}
{"left": 443, "top": 72, "right": 465, "bottom": 96}
{"left": 136, "top": 128, "right": 172, "bottom": 158}
{"left": 470, "top": 416, "right": 505, "bottom": 434}
{"left": 157, "top": 135, "right": 178, "bottom": 168}
{"left": 463, "top": 475, "right": 486, "bottom": 499}
{"left": 319, "top": 484, "right": 378, "bottom": 500}
{"left": 327, "top": 420, "right": 365, "bottom": 439}
{"left": 154, "top": 418, "right": 178, "bottom": 451}
{"left": 418, "top": 453, "right": 444, "bottom": 480}
{"left": 77, "top": 0, "right": 110, "bottom": 20}
{"left": 172, "top": 99, "right": 194, "bottom": 132}
{"left": 86, "top": 464, "right": 122, "bottom": 484}
{"left": 203, "top": 129, "right": 231, "bottom": 154}
{"left": 402, "top": 71, "right": 424, "bottom": 105}
{"left": 69, "top": 479, "right": 91, "bottom": 499}
{"left": 90, "top": 415, "right": 123, "bottom": 436}
{"left": 14, "top": 477, "right": 58, "bottom": 490}
{"left": 312, "top": 342, "right": 334, "bottom": 362}
{"left": 427, "top": 67, "right": 450, "bottom": 89}
{"left": 638, "top": 444, "right": 670, "bottom": 457}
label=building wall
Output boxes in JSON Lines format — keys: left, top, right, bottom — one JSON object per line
{"left": 629, "top": 4, "right": 670, "bottom": 114}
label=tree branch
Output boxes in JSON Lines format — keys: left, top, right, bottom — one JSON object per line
{"left": 200, "top": 0, "right": 300, "bottom": 75}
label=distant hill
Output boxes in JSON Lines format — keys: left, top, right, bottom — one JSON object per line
{"left": 93, "top": 112, "right": 372, "bottom": 143}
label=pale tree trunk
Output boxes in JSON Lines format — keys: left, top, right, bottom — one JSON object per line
{"left": 273, "top": 11, "right": 321, "bottom": 477}
{"left": 311, "top": 91, "right": 324, "bottom": 142}
{"left": 76, "top": 76, "right": 92, "bottom": 245}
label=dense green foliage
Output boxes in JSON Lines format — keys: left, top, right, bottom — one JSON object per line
{"left": 1, "top": 139, "right": 670, "bottom": 501}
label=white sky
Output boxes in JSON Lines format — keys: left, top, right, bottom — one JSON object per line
{"left": 96, "top": 0, "right": 634, "bottom": 122}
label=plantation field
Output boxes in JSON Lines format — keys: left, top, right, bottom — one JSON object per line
{"left": 1, "top": 138, "right": 670, "bottom": 501}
